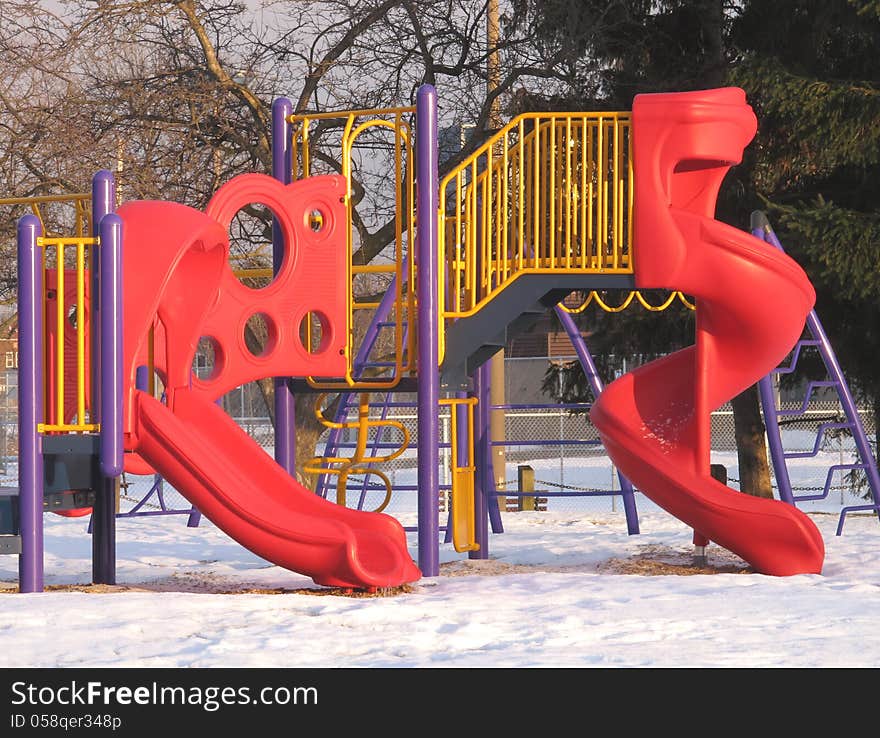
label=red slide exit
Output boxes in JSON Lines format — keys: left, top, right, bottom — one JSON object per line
{"left": 131, "top": 388, "right": 420, "bottom": 588}
{"left": 590, "top": 88, "right": 824, "bottom": 575}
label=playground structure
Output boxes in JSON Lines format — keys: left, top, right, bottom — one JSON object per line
{"left": 2, "top": 85, "right": 879, "bottom": 592}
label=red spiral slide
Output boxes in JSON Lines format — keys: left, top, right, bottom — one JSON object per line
{"left": 590, "top": 88, "right": 825, "bottom": 575}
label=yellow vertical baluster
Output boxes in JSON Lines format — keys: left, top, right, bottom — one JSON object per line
{"left": 533, "top": 119, "right": 540, "bottom": 269}
{"left": 55, "top": 242, "right": 64, "bottom": 426}
{"left": 565, "top": 117, "right": 572, "bottom": 269}
{"left": 455, "top": 174, "right": 462, "bottom": 309}
{"left": 76, "top": 238, "right": 86, "bottom": 425}
{"left": 612, "top": 116, "right": 620, "bottom": 270}
{"left": 547, "top": 117, "right": 559, "bottom": 269}
{"left": 517, "top": 119, "right": 525, "bottom": 271}
{"left": 580, "top": 119, "right": 588, "bottom": 269}
{"left": 394, "top": 113, "right": 404, "bottom": 378}
{"left": 596, "top": 115, "right": 605, "bottom": 269}
{"left": 627, "top": 120, "right": 634, "bottom": 267}
{"left": 485, "top": 147, "right": 494, "bottom": 293}
{"left": 470, "top": 160, "right": 478, "bottom": 309}
{"left": 501, "top": 130, "right": 509, "bottom": 284}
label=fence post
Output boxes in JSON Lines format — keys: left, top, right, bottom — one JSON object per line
{"left": 518, "top": 464, "right": 536, "bottom": 512}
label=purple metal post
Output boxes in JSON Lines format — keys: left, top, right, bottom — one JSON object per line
{"left": 272, "top": 97, "right": 297, "bottom": 474}
{"left": 91, "top": 169, "right": 116, "bottom": 585}
{"left": 17, "top": 215, "right": 44, "bottom": 593}
{"left": 554, "top": 305, "right": 640, "bottom": 534}
{"left": 470, "top": 362, "right": 490, "bottom": 558}
{"left": 416, "top": 84, "right": 440, "bottom": 575}
{"left": 99, "top": 214, "right": 123, "bottom": 477}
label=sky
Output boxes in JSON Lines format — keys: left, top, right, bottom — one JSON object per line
{"left": 1, "top": 468, "right": 878, "bottom": 669}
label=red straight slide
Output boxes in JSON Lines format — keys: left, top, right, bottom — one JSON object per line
{"left": 590, "top": 88, "right": 825, "bottom": 575}
{"left": 118, "top": 174, "right": 421, "bottom": 590}
{"left": 131, "top": 388, "right": 421, "bottom": 589}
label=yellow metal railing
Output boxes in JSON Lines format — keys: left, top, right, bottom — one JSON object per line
{"left": 439, "top": 112, "right": 633, "bottom": 361}
{"left": 288, "top": 107, "right": 417, "bottom": 389}
{"left": 38, "top": 234, "right": 99, "bottom": 433}
{"left": 0, "top": 193, "right": 91, "bottom": 240}
{"left": 304, "top": 393, "right": 410, "bottom": 511}
{"left": 440, "top": 397, "right": 479, "bottom": 553}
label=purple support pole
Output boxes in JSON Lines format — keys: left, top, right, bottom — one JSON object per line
{"left": 751, "top": 222, "right": 795, "bottom": 505}
{"left": 757, "top": 372, "right": 795, "bottom": 505}
{"left": 99, "top": 214, "right": 123, "bottom": 478}
{"left": 272, "top": 97, "right": 297, "bottom": 475}
{"left": 416, "top": 84, "right": 440, "bottom": 576}
{"left": 554, "top": 306, "right": 640, "bottom": 534}
{"left": 91, "top": 169, "right": 116, "bottom": 585}
{"left": 470, "top": 362, "right": 490, "bottom": 558}
{"left": 17, "top": 215, "right": 44, "bottom": 593}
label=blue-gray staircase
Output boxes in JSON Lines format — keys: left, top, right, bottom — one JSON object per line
{"left": 440, "top": 273, "right": 634, "bottom": 389}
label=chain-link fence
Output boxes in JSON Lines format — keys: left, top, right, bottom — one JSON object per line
{"left": 1, "top": 360, "right": 876, "bottom": 523}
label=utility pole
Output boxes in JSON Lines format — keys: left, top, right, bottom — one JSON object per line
{"left": 487, "top": 0, "right": 507, "bottom": 510}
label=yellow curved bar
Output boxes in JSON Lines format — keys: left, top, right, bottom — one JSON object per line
{"left": 294, "top": 108, "right": 416, "bottom": 391}
{"left": 558, "top": 290, "right": 696, "bottom": 314}
{"left": 307, "top": 393, "right": 410, "bottom": 509}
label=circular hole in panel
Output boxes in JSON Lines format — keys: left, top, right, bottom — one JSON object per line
{"left": 307, "top": 208, "right": 325, "bottom": 233}
{"left": 298, "top": 311, "right": 331, "bottom": 355}
{"left": 244, "top": 312, "right": 278, "bottom": 358}
{"left": 229, "top": 203, "right": 275, "bottom": 290}
{"left": 192, "top": 336, "right": 224, "bottom": 382}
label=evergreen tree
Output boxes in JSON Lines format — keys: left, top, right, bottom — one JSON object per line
{"left": 727, "top": 0, "right": 880, "bottom": 466}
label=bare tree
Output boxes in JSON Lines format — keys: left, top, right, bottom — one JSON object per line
{"left": 1, "top": 0, "right": 580, "bottom": 484}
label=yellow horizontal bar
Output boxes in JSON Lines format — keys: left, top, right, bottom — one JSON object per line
{"left": 0, "top": 193, "right": 90, "bottom": 206}
{"left": 351, "top": 264, "right": 397, "bottom": 274}
{"left": 288, "top": 105, "right": 415, "bottom": 123}
{"left": 38, "top": 236, "right": 98, "bottom": 247}
{"left": 38, "top": 423, "right": 100, "bottom": 433}
{"left": 233, "top": 268, "right": 273, "bottom": 279}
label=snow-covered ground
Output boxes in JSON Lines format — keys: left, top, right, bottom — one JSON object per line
{"left": 1, "top": 462, "right": 878, "bottom": 668}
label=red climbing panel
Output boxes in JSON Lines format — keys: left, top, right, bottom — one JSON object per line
{"left": 118, "top": 173, "right": 420, "bottom": 588}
